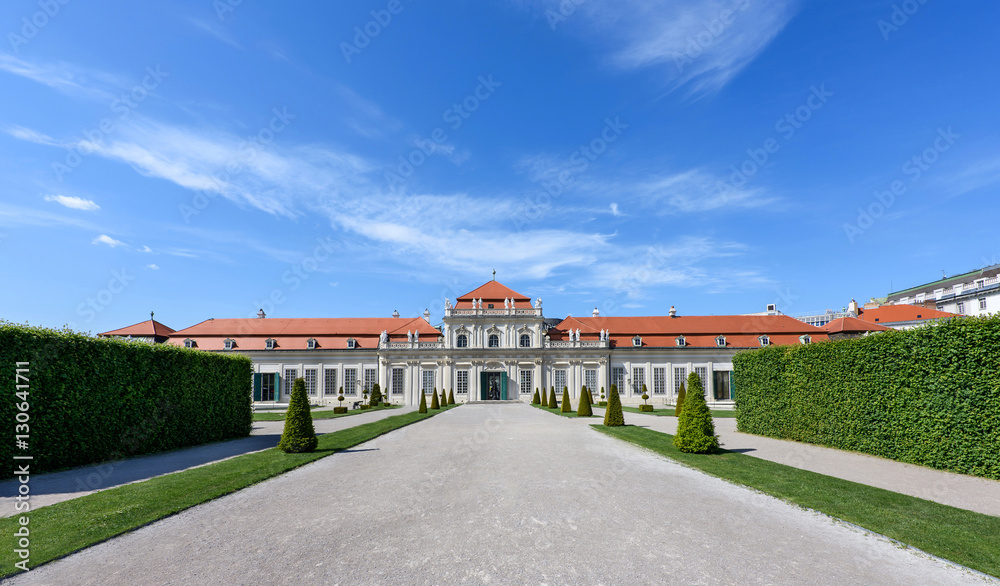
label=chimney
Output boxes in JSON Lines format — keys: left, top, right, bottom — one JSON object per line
{"left": 669, "top": 306, "right": 676, "bottom": 317}
{"left": 423, "top": 308, "right": 431, "bottom": 322}
{"left": 848, "top": 298, "right": 859, "bottom": 317}
{"left": 592, "top": 307, "right": 600, "bottom": 317}
{"left": 257, "top": 309, "right": 266, "bottom": 319}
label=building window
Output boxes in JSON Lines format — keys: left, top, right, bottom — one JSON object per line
{"left": 265, "top": 338, "right": 276, "bottom": 350}
{"left": 957, "top": 302, "right": 965, "bottom": 314}
{"left": 363, "top": 368, "right": 376, "bottom": 393}
{"left": 488, "top": 334, "right": 500, "bottom": 348}
{"left": 456, "top": 370, "right": 469, "bottom": 394}
{"left": 713, "top": 371, "right": 732, "bottom": 401}
{"left": 391, "top": 367, "right": 405, "bottom": 395}
{"left": 695, "top": 366, "right": 708, "bottom": 391}
{"left": 632, "top": 335, "right": 642, "bottom": 347}
{"left": 324, "top": 368, "right": 338, "bottom": 396}
{"left": 715, "top": 335, "right": 726, "bottom": 348}
{"left": 224, "top": 339, "right": 235, "bottom": 350}
{"left": 184, "top": 338, "right": 195, "bottom": 348}
{"left": 553, "top": 369, "right": 567, "bottom": 392}
{"left": 611, "top": 367, "right": 625, "bottom": 394}
{"left": 520, "top": 370, "right": 533, "bottom": 396}
{"left": 519, "top": 333, "right": 531, "bottom": 348}
{"left": 980, "top": 298, "right": 988, "bottom": 311}
{"left": 799, "top": 335, "right": 812, "bottom": 345}
{"left": 631, "top": 367, "right": 645, "bottom": 395}
{"left": 344, "top": 368, "right": 357, "bottom": 395}
{"left": 347, "top": 338, "right": 357, "bottom": 349}
{"left": 584, "top": 369, "right": 597, "bottom": 392}
{"left": 673, "top": 367, "right": 687, "bottom": 396}
{"left": 759, "top": 335, "right": 770, "bottom": 346}
{"left": 283, "top": 368, "right": 297, "bottom": 396}
{"left": 304, "top": 368, "right": 317, "bottom": 396}
{"left": 307, "top": 338, "right": 317, "bottom": 350}
{"left": 421, "top": 369, "right": 435, "bottom": 393}
{"left": 456, "top": 334, "right": 468, "bottom": 348}
{"left": 487, "top": 303, "right": 494, "bottom": 309}
{"left": 675, "top": 335, "right": 685, "bottom": 347}
{"left": 653, "top": 367, "right": 666, "bottom": 395}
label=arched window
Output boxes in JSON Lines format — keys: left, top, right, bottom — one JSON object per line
{"left": 632, "top": 335, "right": 642, "bottom": 347}
{"left": 675, "top": 335, "right": 685, "bottom": 347}
{"left": 758, "top": 335, "right": 770, "bottom": 346}
{"left": 519, "top": 334, "right": 531, "bottom": 348}
{"left": 488, "top": 334, "right": 500, "bottom": 348}
{"left": 715, "top": 335, "right": 726, "bottom": 348}
{"left": 265, "top": 338, "right": 277, "bottom": 350}
{"left": 456, "top": 334, "right": 468, "bottom": 348}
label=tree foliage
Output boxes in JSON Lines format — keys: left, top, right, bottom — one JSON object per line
{"left": 675, "top": 382, "right": 686, "bottom": 417}
{"left": 278, "top": 377, "right": 318, "bottom": 453}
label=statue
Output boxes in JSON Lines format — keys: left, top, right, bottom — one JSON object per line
{"left": 445, "top": 298, "right": 451, "bottom": 309}
{"left": 407, "top": 330, "right": 412, "bottom": 342}
{"left": 504, "top": 297, "right": 509, "bottom": 308}
{"left": 414, "top": 330, "right": 419, "bottom": 342}
{"left": 535, "top": 297, "right": 542, "bottom": 309}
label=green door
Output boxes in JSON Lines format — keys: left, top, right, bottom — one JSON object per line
{"left": 480, "top": 372, "right": 488, "bottom": 400}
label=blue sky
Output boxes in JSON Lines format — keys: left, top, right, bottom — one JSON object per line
{"left": 2, "top": 1, "right": 998, "bottom": 334}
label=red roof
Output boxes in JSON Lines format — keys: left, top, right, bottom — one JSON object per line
{"left": 821, "top": 316, "right": 889, "bottom": 334}
{"left": 550, "top": 314, "right": 826, "bottom": 348}
{"left": 857, "top": 305, "right": 956, "bottom": 325}
{"left": 167, "top": 316, "right": 439, "bottom": 351}
{"left": 454, "top": 281, "right": 532, "bottom": 309}
{"left": 99, "top": 319, "right": 175, "bottom": 338}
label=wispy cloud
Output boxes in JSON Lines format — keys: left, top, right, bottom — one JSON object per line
{"left": 0, "top": 203, "right": 99, "bottom": 229}
{"left": 146, "top": 264, "right": 160, "bottom": 270}
{"left": 631, "top": 169, "right": 775, "bottom": 213}
{"left": 5, "top": 125, "right": 63, "bottom": 147}
{"left": 44, "top": 194, "right": 100, "bottom": 211}
{"left": 0, "top": 54, "right": 121, "bottom": 101}
{"left": 93, "top": 234, "right": 126, "bottom": 247}
{"left": 188, "top": 18, "right": 243, "bottom": 49}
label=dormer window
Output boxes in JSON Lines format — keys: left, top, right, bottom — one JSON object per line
{"left": 456, "top": 334, "right": 468, "bottom": 348}
{"left": 488, "top": 334, "right": 500, "bottom": 348}
{"left": 632, "top": 335, "right": 642, "bottom": 347}
{"left": 716, "top": 335, "right": 726, "bottom": 347}
{"left": 307, "top": 338, "right": 317, "bottom": 350}
{"left": 184, "top": 338, "right": 195, "bottom": 349}
{"left": 347, "top": 338, "right": 357, "bottom": 349}
{"left": 758, "top": 335, "right": 770, "bottom": 346}
{"left": 224, "top": 338, "right": 235, "bottom": 350}
{"left": 676, "top": 335, "right": 685, "bottom": 347}
{"left": 799, "top": 334, "right": 811, "bottom": 345}
{"left": 265, "top": 338, "right": 277, "bottom": 350}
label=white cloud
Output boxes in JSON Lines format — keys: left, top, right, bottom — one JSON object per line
{"left": 5, "top": 125, "right": 62, "bottom": 147}
{"left": 0, "top": 54, "right": 121, "bottom": 101}
{"left": 631, "top": 169, "right": 775, "bottom": 213}
{"left": 610, "top": 202, "right": 622, "bottom": 216}
{"left": 92, "top": 234, "right": 126, "bottom": 247}
{"left": 44, "top": 194, "right": 100, "bottom": 211}
{"left": 139, "top": 245, "right": 153, "bottom": 253}
{"left": 146, "top": 264, "right": 160, "bottom": 270}
{"left": 188, "top": 18, "right": 243, "bottom": 49}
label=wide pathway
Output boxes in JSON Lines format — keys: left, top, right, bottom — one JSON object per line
{"left": 10, "top": 403, "right": 989, "bottom": 585}
{"left": 596, "top": 408, "right": 1000, "bottom": 518}
{"left": 0, "top": 406, "right": 414, "bottom": 516}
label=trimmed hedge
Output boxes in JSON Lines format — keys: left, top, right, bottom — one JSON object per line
{"left": 0, "top": 322, "right": 252, "bottom": 476}
{"left": 733, "top": 315, "right": 1000, "bottom": 479}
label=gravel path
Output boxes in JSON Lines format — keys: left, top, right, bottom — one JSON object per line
{"left": 0, "top": 407, "right": 415, "bottom": 516}
{"left": 10, "top": 403, "right": 990, "bottom": 585}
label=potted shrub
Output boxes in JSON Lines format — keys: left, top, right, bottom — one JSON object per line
{"left": 334, "top": 387, "right": 347, "bottom": 414}
{"left": 598, "top": 386, "right": 607, "bottom": 407}
{"left": 360, "top": 387, "right": 371, "bottom": 409}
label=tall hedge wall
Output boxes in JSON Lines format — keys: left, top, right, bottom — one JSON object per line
{"left": 733, "top": 316, "right": 1000, "bottom": 479}
{"left": 1, "top": 322, "right": 253, "bottom": 476}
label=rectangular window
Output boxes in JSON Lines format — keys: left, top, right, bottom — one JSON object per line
{"left": 584, "top": 369, "right": 597, "bottom": 392}
{"left": 631, "top": 367, "right": 645, "bottom": 395}
{"left": 553, "top": 369, "right": 567, "bottom": 392}
{"left": 304, "top": 368, "right": 317, "bottom": 396}
{"left": 283, "top": 368, "right": 297, "bottom": 397}
{"left": 653, "top": 367, "right": 666, "bottom": 395}
{"left": 363, "top": 368, "right": 376, "bottom": 392}
{"left": 673, "top": 367, "right": 687, "bottom": 397}
{"left": 344, "top": 368, "right": 357, "bottom": 395}
{"left": 520, "top": 369, "right": 532, "bottom": 396}
{"left": 456, "top": 370, "right": 469, "bottom": 394}
{"left": 324, "top": 368, "right": 338, "bottom": 396}
{"left": 611, "top": 367, "right": 625, "bottom": 394}
{"left": 391, "top": 367, "right": 405, "bottom": 395}
{"left": 980, "top": 298, "right": 988, "bottom": 310}
{"left": 957, "top": 301, "right": 965, "bottom": 314}
{"left": 422, "top": 369, "right": 435, "bottom": 393}
{"left": 713, "top": 371, "right": 732, "bottom": 401}
{"left": 695, "top": 366, "right": 708, "bottom": 392}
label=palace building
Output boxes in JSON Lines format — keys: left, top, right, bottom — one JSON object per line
{"left": 100, "top": 280, "right": 828, "bottom": 407}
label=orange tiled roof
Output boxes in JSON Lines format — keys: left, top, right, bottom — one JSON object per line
{"left": 454, "top": 281, "right": 532, "bottom": 309}
{"left": 98, "top": 319, "right": 175, "bottom": 338}
{"left": 857, "top": 305, "right": 956, "bottom": 324}
{"left": 821, "top": 316, "right": 889, "bottom": 334}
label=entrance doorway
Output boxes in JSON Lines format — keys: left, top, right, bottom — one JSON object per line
{"left": 480, "top": 372, "right": 508, "bottom": 400}
{"left": 253, "top": 372, "right": 278, "bottom": 401}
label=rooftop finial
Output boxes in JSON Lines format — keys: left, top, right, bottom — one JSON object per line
{"left": 492, "top": 269, "right": 496, "bottom": 281}
{"left": 150, "top": 311, "right": 154, "bottom": 320}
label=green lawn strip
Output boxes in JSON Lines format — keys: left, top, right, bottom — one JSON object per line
{"left": 620, "top": 406, "right": 736, "bottom": 418}
{"left": 593, "top": 425, "right": 1000, "bottom": 577}
{"left": 253, "top": 404, "right": 399, "bottom": 421}
{"left": 0, "top": 405, "right": 457, "bottom": 577}
{"left": 530, "top": 404, "right": 596, "bottom": 418}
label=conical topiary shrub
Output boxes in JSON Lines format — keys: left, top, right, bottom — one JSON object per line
{"left": 278, "top": 377, "right": 318, "bottom": 453}
{"left": 675, "top": 382, "right": 686, "bottom": 417}
{"left": 448, "top": 388, "right": 455, "bottom": 405}
{"left": 547, "top": 386, "right": 557, "bottom": 409}
{"left": 577, "top": 385, "right": 593, "bottom": 416}
{"left": 532, "top": 388, "right": 541, "bottom": 405}
{"left": 418, "top": 391, "right": 427, "bottom": 413}
{"left": 430, "top": 387, "right": 440, "bottom": 409}
{"left": 561, "top": 386, "right": 572, "bottom": 413}
{"left": 603, "top": 383, "right": 624, "bottom": 427}
{"left": 673, "top": 372, "right": 719, "bottom": 453}
{"left": 370, "top": 382, "right": 382, "bottom": 407}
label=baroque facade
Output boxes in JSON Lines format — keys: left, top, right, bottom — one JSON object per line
{"left": 101, "top": 280, "right": 828, "bottom": 407}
